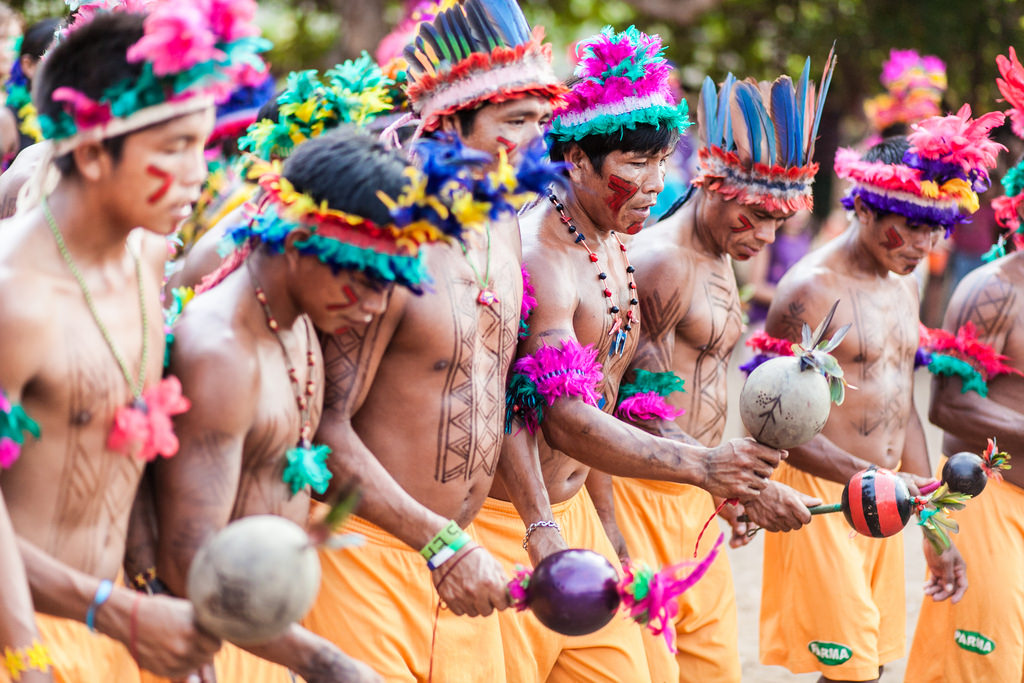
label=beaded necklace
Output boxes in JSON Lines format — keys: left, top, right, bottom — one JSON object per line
{"left": 548, "top": 193, "right": 638, "bottom": 357}
{"left": 245, "top": 258, "right": 333, "bottom": 497}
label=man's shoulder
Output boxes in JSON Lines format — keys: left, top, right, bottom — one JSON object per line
{"left": 172, "top": 296, "right": 258, "bottom": 381}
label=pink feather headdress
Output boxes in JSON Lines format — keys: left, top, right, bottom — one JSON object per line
{"left": 547, "top": 25, "right": 690, "bottom": 143}
{"left": 864, "top": 49, "right": 947, "bottom": 133}
{"left": 986, "top": 48, "right": 1024, "bottom": 259}
{"left": 835, "top": 105, "right": 1005, "bottom": 233}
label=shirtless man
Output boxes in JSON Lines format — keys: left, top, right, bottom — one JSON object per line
{"left": 0, "top": 7, "right": 270, "bottom": 679}
{"left": 299, "top": 1, "right": 568, "bottom": 680}
{"left": 618, "top": 66, "right": 832, "bottom": 682}
{"left": 151, "top": 130, "right": 419, "bottom": 682}
{"left": 758, "top": 110, "right": 1004, "bottom": 681}
{"left": 477, "top": 27, "right": 784, "bottom": 683}
{"left": 905, "top": 54, "right": 1024, "bottom": 681}
{"left": 1, "top": 489, "right": 52, "bottom": 683}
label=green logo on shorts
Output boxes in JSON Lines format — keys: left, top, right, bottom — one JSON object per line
{"left": 955, "top": 629, "right": 995, "bottom": 655}
{"left": 808, "top": 641, "right": 853, "bottom": 666}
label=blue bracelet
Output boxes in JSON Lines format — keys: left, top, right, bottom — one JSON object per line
{"left": 86, "top": 579, "right": 114, "bottom": 633}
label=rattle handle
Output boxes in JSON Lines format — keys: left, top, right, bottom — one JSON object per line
{"left": 807, "top": 503, "right": 842, "bottom": 515}
{"left": 918, "top": 480, "right": 941, "bottom": 494}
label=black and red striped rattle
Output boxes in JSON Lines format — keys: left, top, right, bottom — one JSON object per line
{"left": 807, "top": 465, "right": 925, "bottom": 538}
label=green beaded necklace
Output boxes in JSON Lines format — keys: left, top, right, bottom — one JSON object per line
{"left": 43, "top": 196, "right": 149, "bottom": 405}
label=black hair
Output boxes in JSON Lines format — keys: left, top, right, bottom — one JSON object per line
{"left": 282, "top": 125, "right": 408, "bottom": 226}
{"left": 548, "top": 122, "right": 680, "bottom": 175}
{"left": 20, "top": 17, "right": 60, "bottom": 60}
{"left": 455, "top": 106, "right": 479, "bottom": 136}
{"left": 861, "top": 136, "right": 917, "bottom": 222}
{"left": 254, "top": 91, "right": 281, "bottom": 124}
{"left": 863, "top": 136, "right": 910, "bottom": 165}
{"left": 34, "top": 12, "right": 146, "bottom": 176}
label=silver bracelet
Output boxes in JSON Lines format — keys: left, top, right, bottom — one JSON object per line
{"left": 522, "top": 520, "right": 561, "bottom": 549}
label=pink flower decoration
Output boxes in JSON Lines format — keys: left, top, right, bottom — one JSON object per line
{"left": 206, "top": 0, "right": 259, "bottom": 43}
{"left": 52, "top": 87, "right": 113, "bottom": 129}
{"left": 107, "top": 376, "right": 191, "bottom": 461}
{"left": 127, "top": 2, "right": 221, "bottom": 76}
{"left": 0, "top": 437, "right": 20, "bottom": 469}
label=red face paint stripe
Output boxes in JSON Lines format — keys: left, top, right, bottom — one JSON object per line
{"left": 847, "top": 471, "right": 870, "bottom": 537}
{"left": 497, "top": 136, "right": 517, "bottom": 153}
{"left": 881, "top": 226, "right": 905, "bottom": 250}
{"left": 873, "top": 470, "right": 904, "bottom": 537}
{"left": 606, "top": 175, "right": 639, "bottom": 214}
{"left": 327, "top": 285, "right": 359, "bottom": 310}
{"left": 145, "top": 165, "right": 173, "bottom": 205}
{"left": 731, "top": 215, "right": 755, "bottom": 233}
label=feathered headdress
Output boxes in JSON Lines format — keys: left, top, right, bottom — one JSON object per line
{"left": 208, "top": 74, "right": 276, "bottom": 150}
{"left": 21, "top": 0, "right": 270, "bottom": 210}
{"left": 835, "top": 104, "right": 1005, "bottom": 234}
{"left": 239, "top": 54, "right": 394, "bottom": 161}
{"left": 547, "top": 25, "right": 690, "bottom": 143}
{"left": 864, "top": 49, "right": 947, "bottom": 134}
{"left": 224, "top": 133, "right": 564, "bottom": 291}
{"left": 374, "top": 1, "right": 454, "bottom": 114}
{"left": 694, "top": 48, "right": 837, "bottom": 214}
{"left": 40, "top": 0, "right": 270, "bottom": 148}
{"left": 987, "top": 47, "right": 1024, "bottom": 260}
{"left": 401, "top": 0, "right": 565, "bottom": 135}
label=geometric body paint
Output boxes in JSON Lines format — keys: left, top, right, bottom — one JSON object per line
{"left": 881, "top": 226, "right": 905, "bottom": 250}
{"left": 145, "top": 164, "right": 174, "bottom": 205}
{"left": 606, "top": 175, "right": 638, "bottom": 214}
{"left": 730, "top": 214, "right": 755, "bottom": 233}
{"left": 496, "top": 136, "right": 517, "bottom": 154}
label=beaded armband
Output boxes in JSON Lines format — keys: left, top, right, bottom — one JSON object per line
{"left": 615, "top": 369, "right": 686, "bottom": 422}
{"left": 504, "top": 339, "right": 604, "bottom": 434}
{"left": 420, "top": 520, "right": 472, "bottom": 571}
{"left": 520, "top": 266, "right": 537, "bottom": 339}
{"left": 918, "top": 322, "right": 1024, "bottom": 397}
{"left": 3, "top": 640, "right": 52, "bottom": 681}
{"left": 0, "top": 389, "right": 40, "bottom": 469}
{"left": 737, "top": 331, "right": 794, "bottom": 376}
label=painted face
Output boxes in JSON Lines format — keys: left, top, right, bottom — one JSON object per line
{"left": 290, "top": 256, "right": 392, "bottom": 335}
{"left": 570, "top": 147, "right": 672, "bottom": 233}
{"left": 863, "top": 210, "right": 942, "bottom": 275}
{"left": 104, "top": 107, "right": 215, "bottom": 235}
{"left": 701, "top": 190, "right": 791, "bottom": 260}
{"left": 449, "top": 95, "right": 553, "bottom": 168}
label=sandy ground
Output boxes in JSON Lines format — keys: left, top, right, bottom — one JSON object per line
{"left": 721, "top": 342, "right": 942, "bottom": 682}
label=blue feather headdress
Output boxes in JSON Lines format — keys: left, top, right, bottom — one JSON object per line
{"left": 402, "top": 0, "right": 566, "bottom": 135}
{"left": 695, "top": 47, "right": 836, "bottom": 214}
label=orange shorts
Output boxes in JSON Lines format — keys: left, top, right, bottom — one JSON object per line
{"left": 612, "top": 477, "right": 741, "bottom": 683}
{"left": 15, "top": 613, "right": 141, "bottom": 683}
{"left": 473, "top": 487, "right": 651, "bottom": 683}
{"left": 301, "top": 512, "right": 505, "bottom": 683}
{"left": 906, "top": 473, "right": 1024, "bottom": 683}
{"left": 760, "top": 462, "right": 905, "bottom": 680}
{"left": 137, "top": 641, "right": 293, "bottom": 683}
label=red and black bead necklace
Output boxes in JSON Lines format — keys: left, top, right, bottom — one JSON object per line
{"left": 548, "top": 193, "right": 638, "bottom": 357}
